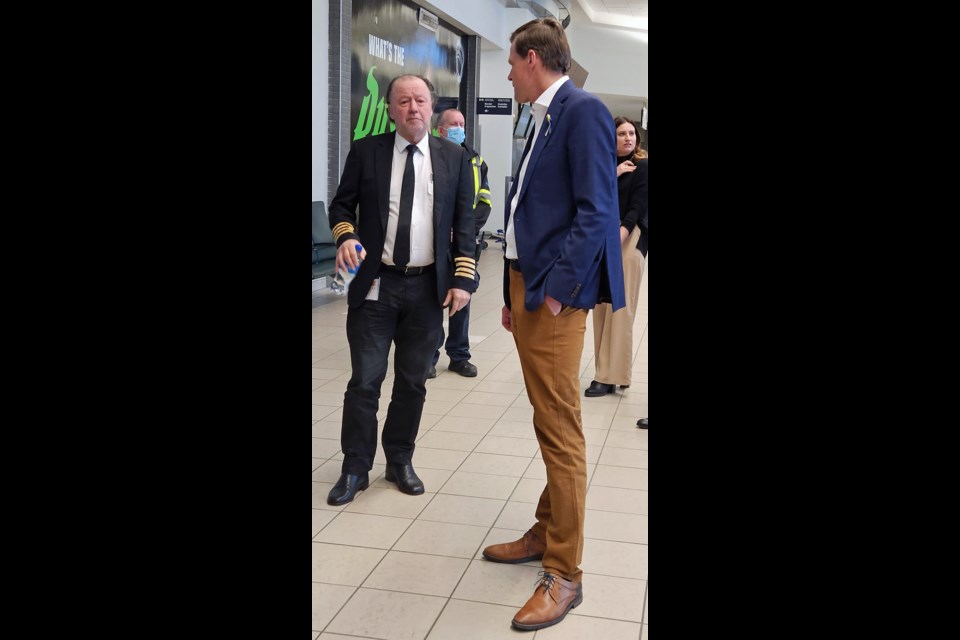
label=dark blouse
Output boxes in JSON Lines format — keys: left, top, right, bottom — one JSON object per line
{"left": 616, "top": 155, "right": 648, "bottom": 257}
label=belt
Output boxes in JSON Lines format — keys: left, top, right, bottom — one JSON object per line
{"left": 509, "top": 259, "right": 522, "bottom": 272}
{"left": 381, "top": 263, "right": 435, "bottom": 276}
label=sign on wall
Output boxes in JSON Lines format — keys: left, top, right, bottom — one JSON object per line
{"left": 477, "top": 98, "right": 513, "bottom": 115}
{"left": 351, "top": 0, "right": 465, "bottom": 141}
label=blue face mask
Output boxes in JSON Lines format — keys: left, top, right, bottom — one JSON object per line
{"left": 445, "top": 126, "right": 465, "bottom": 145}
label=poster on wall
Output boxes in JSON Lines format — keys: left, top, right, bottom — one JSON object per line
{"left": 352, "top": 0, "right": 465, "bottom": 141}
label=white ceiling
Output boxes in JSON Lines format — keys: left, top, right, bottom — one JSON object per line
{"left": 493, "top": 0, "right": 649, "bottom": 122}
{"left": 569, "top": 0, "right": 648, "bottom": 123}
{"left": 497, "top": 0, "right": 648, "bottom": 30}
{"left": 572, "top": 0, "right": 648, "bottom": 29}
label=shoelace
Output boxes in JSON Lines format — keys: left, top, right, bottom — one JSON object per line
{"left": 535, "top": 571, "right": 559, "bottom": 602}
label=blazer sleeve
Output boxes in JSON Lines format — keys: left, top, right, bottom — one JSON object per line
{"left": 327, "top": 140, "right": 361, "bottom": 246}
{"left": 544, "top": 97, "right": 619, "bottom": 304}
{"left": 451, "top": 147, "right": 479, "bottom": 292}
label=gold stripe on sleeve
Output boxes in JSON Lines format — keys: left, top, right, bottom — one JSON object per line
{"left": 454, "top": 256, "right": 477, "bottom": 278}
{"left": 331, "top": 222, "right": 355, "bottom": 242}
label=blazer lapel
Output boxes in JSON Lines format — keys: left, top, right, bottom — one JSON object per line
{"left": 518, "top": 84, "right": 571, "bottom": 207}
{"left": 429, "top": 136, "right": 447, "bottom": 232}
{"left": 376, "top": 132, "right": 395, "bottom": 232}
{"left": 508, "top": 129, "right": 534, "bottom": 205}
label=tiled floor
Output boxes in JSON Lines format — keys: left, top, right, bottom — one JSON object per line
{"left": 312, "top": 246, "right": 648, "bottom": 640}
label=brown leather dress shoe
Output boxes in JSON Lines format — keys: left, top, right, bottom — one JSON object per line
{"left": 512, "top": 572, "right": 583, "bottom": 631}
{"left": 482, "top": 529, "right": 546, "bottom": 564}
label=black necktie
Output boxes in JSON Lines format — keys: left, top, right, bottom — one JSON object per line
{"left": 512, "top": 124, "right": 536, "bottom": 199}
{"left": 517, "top": 125, "right": 535, "bottom": 176}
{"left": 394, "top": 144, "right": 416, "bottom": 269}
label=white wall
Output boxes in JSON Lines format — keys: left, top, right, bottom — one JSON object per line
{"left": 426, "top": 0, "right": 650, "bottom": 103}
{"left": 312, "top": 0, "right": 329, "bottom": 205}
{"left": 419, "top": 0, "right": 510, "bottom": 50}
{"left": 477, "top": 9, "right": 536, "bottom": 236}
{"left": 564, "top": 1, "right": 647, "bottom": 100}
{"left": 477, "top": 52, "right": 515, "bottom": 237}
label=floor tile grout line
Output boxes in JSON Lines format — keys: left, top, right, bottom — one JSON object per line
{"left": 366, "top": 376, "right": 529, "bottom": 640}
{"left": 322, "top": 350, "right": 537, "bottom": 640}
{"left": 318, "top": 494, "right": 425, "bottom": 636}
{"left": 314, "top": 250, "right": 647, "bottom": 637}
{"left": 417, "top": 417, "right": 541, "bottom": 639}
{"left": 314, "top": 571, "right": 648, "bottom": 595}
{"left": 640, "top": 578, "right": 648, "bottom": 630}
{"left": 314, "top": 584, "right": 649, "bottom": 626}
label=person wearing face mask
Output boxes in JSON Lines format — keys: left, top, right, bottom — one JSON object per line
{"left": 428, "top": 108, "right": 491, "bottom": 379}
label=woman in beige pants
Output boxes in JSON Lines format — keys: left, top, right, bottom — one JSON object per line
{"left": 585, "top": 116, "right": 648, "bottom": 398}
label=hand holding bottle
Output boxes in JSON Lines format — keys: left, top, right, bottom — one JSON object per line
{"left": 332, "top": 243, "right": 364, "bottom": 295}
{"left": 336, "top": 240, "right": 366, "bottom": 274}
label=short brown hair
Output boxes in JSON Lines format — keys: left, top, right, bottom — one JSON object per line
{"left": 510, "top": 18, "right": 571, "bottom": 75}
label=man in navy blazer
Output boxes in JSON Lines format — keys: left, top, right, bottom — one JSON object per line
{"left": 325, "top": 74, "right": 478, "bottom": 507}
{"left": 480, "top": 18, "right": 625, "bottom": 632}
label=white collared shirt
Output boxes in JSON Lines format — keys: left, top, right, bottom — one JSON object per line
{"left": 384, "top": 134, "right": 435, "bottom": 267}
{"left": 505, "top": 76, "right": 570, "bottom": 261}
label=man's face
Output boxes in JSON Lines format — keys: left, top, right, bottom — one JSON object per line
{"left": 438, "top": 110, "right": 465, "bottom": 139}
{"left": 388, "top": 77, "right": 433, "bottom": 143}
{"left": 507, "top": 43, "right": 534, "bottom": 104}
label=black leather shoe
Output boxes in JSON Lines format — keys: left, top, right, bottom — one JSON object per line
{"left": 637, "top": 418, "right": 648, "bottom": 429}
{"left": 327, "top": 472, "right": 369, "bottom": 506}
{"left": 584, "top": 380, "right": 615, "bottom": 397}
{"left": 448, "top": 360, "right": 478, "bottom": 377}
{"left": 427, "top": 365, "right": 437, "bottom": 379}
{"left": 385, "top": 463, "right": 425, "bottom": 495}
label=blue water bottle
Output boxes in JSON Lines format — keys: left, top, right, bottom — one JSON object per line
{"left": 333, "top": 243, "right": 363, "bottom": 295}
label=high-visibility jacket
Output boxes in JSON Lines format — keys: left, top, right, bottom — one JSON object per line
{"left": 463, "top": 143, "right": 491, "bottom": 235}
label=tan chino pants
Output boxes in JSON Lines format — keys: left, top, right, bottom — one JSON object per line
{"left": 509, "top": 267, "right": 588, "bottom": 582}
{"left": 592, "top": 226, "right": 645, "bottom": 386}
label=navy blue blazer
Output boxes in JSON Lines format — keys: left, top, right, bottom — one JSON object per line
{"left": 328, "top": 131, "right": 478, "bottom": 308}
{"left": 503, "top": 81, "right": 625, "bottom": 312}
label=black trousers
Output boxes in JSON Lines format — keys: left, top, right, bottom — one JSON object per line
{"left": 340, "top": 269, "right": 442, "bottom": 475}
{"left": 433, "top": 271, "right": 479, "bottom": 365}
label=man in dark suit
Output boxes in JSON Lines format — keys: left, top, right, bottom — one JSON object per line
{"left": 479, "top": 18, "right": 625, "bottom": 632}
{"left": 325, "top": 74, "right": 478, "bottom": 506}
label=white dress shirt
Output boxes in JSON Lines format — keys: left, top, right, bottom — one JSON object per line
{"left": 383, "top": 134, "right": 435, "bottom": 267}
{"left": 505, "top": 76, "right": 569, "bottom": 261}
